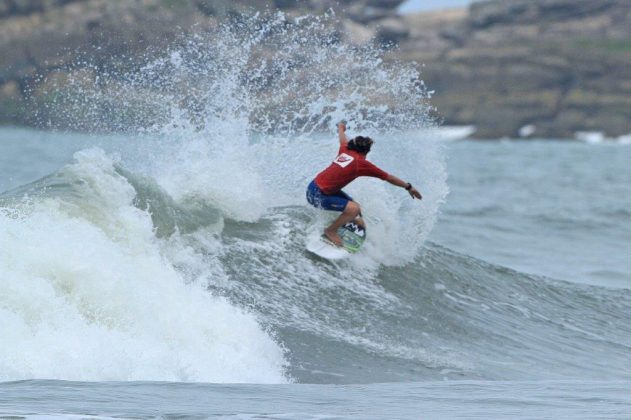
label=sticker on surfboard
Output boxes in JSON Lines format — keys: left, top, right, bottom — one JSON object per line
{"left": 306, "top": 220, "right": 366, "bottom": 260}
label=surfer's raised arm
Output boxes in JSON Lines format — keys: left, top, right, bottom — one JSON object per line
{"left": 336, "top": 120, "right": 349, "bottom": 147}
{"left": 385, "top": 174, "right": 422, "bottom": 200}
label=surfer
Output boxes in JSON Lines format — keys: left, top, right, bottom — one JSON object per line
{"left": 306, "top": 120, "right": 422, "bottom": 246}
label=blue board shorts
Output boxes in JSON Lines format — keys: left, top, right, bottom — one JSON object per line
{"left": 306, "top": 180, "right": 353, "bottom": 212}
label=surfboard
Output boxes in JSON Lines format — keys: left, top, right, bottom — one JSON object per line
{"left": 306, "top": 220, "right": 366, "bottom": 260}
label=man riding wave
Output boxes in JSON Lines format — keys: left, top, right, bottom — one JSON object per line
{"left": 306, "top": 120, "right": 422, "bottom": 246}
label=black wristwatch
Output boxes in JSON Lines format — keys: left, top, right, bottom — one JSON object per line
{"left": 405, "top": 183, "right": 412, "bottom": 191}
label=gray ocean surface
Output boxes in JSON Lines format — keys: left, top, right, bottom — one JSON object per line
{"left": 1, "top": 127, "right": 631, "bottom": 419}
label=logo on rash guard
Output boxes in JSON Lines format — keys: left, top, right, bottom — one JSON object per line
{"left": 333, "top": 153, "right": 354, "bottom": 168}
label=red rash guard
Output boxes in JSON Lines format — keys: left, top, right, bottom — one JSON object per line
{"left": 314, "top": 144, "right": 389, "bottom": 194}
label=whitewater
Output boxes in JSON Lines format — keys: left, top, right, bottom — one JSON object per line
{"left": 1, "top": 13, "right": 631, "bottom": 419}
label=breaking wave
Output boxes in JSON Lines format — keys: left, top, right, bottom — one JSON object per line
{"left": 3, "top": 12, "right": 630, "bottom": 385}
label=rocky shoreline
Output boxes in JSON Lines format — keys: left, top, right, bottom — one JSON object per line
{"left": 0, "top": 0, "right": 629, "bottom": 139}
{"left": 395, "top": 0, "right": 631, "bottom": 138}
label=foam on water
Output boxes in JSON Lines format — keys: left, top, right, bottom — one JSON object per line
{"left": 0, "top": 149, "right": 287, "bottom": 383}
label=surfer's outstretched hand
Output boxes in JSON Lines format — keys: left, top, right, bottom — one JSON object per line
{"left": 408, "top": 186, "right": 422, "bottom": 200}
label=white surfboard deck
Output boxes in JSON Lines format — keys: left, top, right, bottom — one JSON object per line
{"left": 306, "top": 221, "right": 366, "bottom": 260}
{"left": 306, "top": 236, "right": 351, "bottom": 260}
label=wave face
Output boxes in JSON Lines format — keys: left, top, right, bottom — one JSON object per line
{"left": 199, "top": 206, "right": 631, "bottom": 383}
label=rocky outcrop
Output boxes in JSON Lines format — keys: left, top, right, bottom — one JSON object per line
{"left": 0, "top": 0, "right": 411, "bottom": 126}
{"left": 1, "top": 0, "right": 629, "bottom": 138}
{"left": 395, "top": 0, "right": 631, "bottom": 138}
{"left": 0, "top": 0, "right": 213, "bottom": 124}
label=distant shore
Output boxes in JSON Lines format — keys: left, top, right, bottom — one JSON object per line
{"left": 0, "top": 0, "right": 629, "bottom": 139}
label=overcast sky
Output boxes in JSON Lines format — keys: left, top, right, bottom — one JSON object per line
{"left": 398, "top": 0, "right": 478, "bottom": 13}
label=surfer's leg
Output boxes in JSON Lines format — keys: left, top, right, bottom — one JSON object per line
{"left": 324, "top": 201, "right": 361, "bottom": 246}
{"left": 337, "top": 190, "right": 365, "bottom": 229}
{"left": 307, "top": 183, "right": 360, "bottom": 246}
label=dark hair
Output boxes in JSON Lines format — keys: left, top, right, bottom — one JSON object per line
{"left": 348, "top": 136, "right": 373, "bottom": 154}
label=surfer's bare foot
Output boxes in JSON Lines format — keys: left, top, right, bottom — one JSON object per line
{"left": 324, "top": 228, "right": 343, "bottom": 247}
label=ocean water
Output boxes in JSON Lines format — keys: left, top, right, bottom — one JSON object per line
{"left": 2, "top": 13, "right": 631, "bottom": 419}
{"left": 2, "top": 129, "right": 631, "bottom": 418}
{"left": 432, "top": 141, "right": 631, "bottom": 289}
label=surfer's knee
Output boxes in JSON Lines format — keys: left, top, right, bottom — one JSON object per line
{"left": 345, "top": 201, "right": 360, "bottom": 216}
